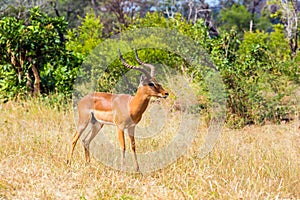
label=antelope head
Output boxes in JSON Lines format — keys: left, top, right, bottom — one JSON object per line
{"left": 119, "top": 49, "right": 169, "bottom": 99}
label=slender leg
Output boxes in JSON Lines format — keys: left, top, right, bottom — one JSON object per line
{"left": 67, "top": 119, "right": 89, "bottom": 165}
{"left": 82, "top": 122, "right": 103, "bottom": 163}
{"left": 128, "top": 126, "right": 139, "bottom": 172}
{"left": 117, "top": 127, "right": 125, "bottom": 171}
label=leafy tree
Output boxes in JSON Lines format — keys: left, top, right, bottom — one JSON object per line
{"left": 268, "top": 24, "right": 291, "bottom": 61}
{"left": 217, "top": 4, "right": 252, "bottom": 33}
{"left": 49, "top": 0, "right": 91, "bottom": 28}
{"left": 216, "top": 2, "right": 272, "bottom": 34}
{"left": 269, "top": 0, "right": 299, "bottom": 57}
{"left": 0, "top": 7, "right": 81, "bottom": 101}
{"left": 66, "top": 12, "right": 104, "bottom": 57}
{"left": 212, "top": 28, "right": 298, "bottom": 127}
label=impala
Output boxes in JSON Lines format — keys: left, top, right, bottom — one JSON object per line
{"left": 67, "top": 50, "right": 169, "bottom": 171}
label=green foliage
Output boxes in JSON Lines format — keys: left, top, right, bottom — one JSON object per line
{"left": 128, "top": 12, "right": 170, "bottom": 29}
{"left": 217, "top": 4, "right": 272, "bottom": 34}
{"left": 268, "top": 24, "right": 291, "bottom": 61}
{"left": 80, "top": 11, "right": 298, "bottom": 127}
{"left": 0, "top": 7, "right": 81, "bottom": 101}
{"left": 255, "top": 11, "right": 272, "bottom": 31}
{"left": 238, "top": 30, "right": 269, "bottom": 68}
{"left": 92, "top": 12, "right": 211, "bottom": 94}
{"left": 66, "top": 12, "right": 104, "bottom": 57}
{"left": 212, "top": 28, "right": 298, "bottom": 127}
{"left": 1, "top": 6, "right": 298, "bottom": 128}
{"left": 217, "top": 5, "right": 252, "bottom": 33}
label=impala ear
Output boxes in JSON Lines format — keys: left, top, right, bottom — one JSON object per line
{"left": 139, "top": 74, "right": 147, "bottom": 84}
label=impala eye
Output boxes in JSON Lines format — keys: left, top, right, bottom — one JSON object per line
{"left": 148, "top": 82, "right": 155, "bottom": 87}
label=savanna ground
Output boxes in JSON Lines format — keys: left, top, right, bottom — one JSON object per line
{"left": 0, "top": 99, "right": 299, "bottom": 199}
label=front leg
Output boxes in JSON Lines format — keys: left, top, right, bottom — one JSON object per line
{"left": 128, "top": 126, "right": 139, "bottom": 172}
{"left": 117, "top": 127, "right": 126, "bottom": 171}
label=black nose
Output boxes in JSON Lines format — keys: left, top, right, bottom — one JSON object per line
{"left": 165, "top": 93, "right": 169, "bottom": 96}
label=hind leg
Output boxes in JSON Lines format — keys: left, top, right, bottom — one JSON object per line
{"left": 67, "top": 115, "right": 91, "bottom": 165}
{"left": 82, "top": 122, "right": 103, "bottom": 163}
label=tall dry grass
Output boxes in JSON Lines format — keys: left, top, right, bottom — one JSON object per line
{"left": 0, "top": 99, "right": 299, "bottom": 199}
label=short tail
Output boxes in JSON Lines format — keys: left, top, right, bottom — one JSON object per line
{"left": 90, "top": 112, "right": 97, "bottom": 124}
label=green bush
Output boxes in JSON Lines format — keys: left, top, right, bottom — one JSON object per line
{"left": 212, "top": 28, "right": 299, "bottom": 127}
{"left": 0, "top": 7, "right": 82, "bottom": 101}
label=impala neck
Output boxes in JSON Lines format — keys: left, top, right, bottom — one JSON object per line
{"left": 129, "top": 86, "right": 150, "bottom": 122}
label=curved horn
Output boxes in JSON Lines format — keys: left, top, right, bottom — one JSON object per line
{"left": 134, "top": 49, "right": 156, "bottom": 77}
{"left": 119, "top": 49, "right": 151, "bottom": 79}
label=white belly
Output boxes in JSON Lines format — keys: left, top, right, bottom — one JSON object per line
{"left": 95, "top": 119, "right": 115, "bottom": 125}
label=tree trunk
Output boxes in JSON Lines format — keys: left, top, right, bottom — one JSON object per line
{"left": 282, "top": 0, "right": 298, "bottom": 58}
{"left": 289, "top": 33, "right": 298, "bottom": 57}
{"left": 291, "top": 0, "right": 298, "bottom": 58}
{"left": 7, "top": 45, "right": 23, "bottom": 84}
{"left": 31, "top": 64, "right": 40, "bottom": 96}
{"left": 26, "top": 72, "right": 33, "bottom": 95}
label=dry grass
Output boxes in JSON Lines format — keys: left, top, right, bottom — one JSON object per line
{"left": 0, "top": 99, "right": 299, "bottom": 199}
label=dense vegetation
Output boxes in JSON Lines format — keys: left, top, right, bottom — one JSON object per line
{"left": 0, "top": 0, "right": 299, "bottom": 127}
